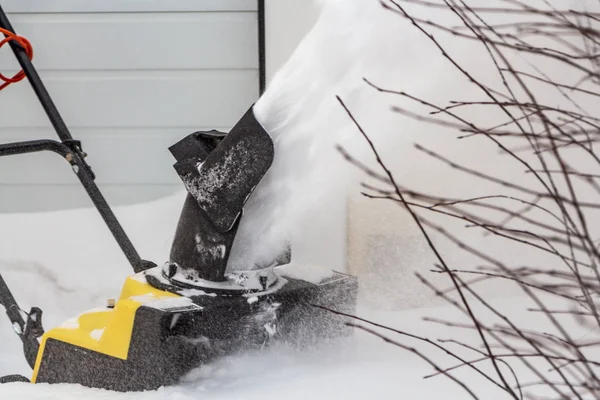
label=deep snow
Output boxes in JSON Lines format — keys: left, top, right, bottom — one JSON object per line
{"left": 0, "top": 194, "right": 593, "bottom": 399}
{"left": 0, "top": 193, "right": 498, "bottom": 400}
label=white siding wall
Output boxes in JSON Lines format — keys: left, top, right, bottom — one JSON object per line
{"left": 0, "top": 1, "right": 260, "bottom": 212}
{"left": 263, "top": 0, "right": 321, "bottom": 84}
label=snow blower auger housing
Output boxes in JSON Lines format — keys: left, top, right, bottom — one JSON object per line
{"left": 0, "top": 4, "right": 358, "bottom": 392}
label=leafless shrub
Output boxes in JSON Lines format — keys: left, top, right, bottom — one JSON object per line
{"left": 336, "top": 1, "right": 600, "bottom": 399}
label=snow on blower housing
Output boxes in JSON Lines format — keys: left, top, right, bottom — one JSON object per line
{"left": 0, "top": 5, "right": 357, "bottom": 392}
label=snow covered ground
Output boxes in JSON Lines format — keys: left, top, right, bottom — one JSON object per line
{"left": 0, "top": 194, "right": 592, "bottom": 399}
{"left": 0, "top": 194, "right": 500, "bottom": 400}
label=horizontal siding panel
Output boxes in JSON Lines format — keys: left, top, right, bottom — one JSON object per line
{"left": 0, "top": 184, "right": 183, "bottom": 213}
{"left": 2, "top": 0, "right": 258, "bottom": 13}
{"left": 0, "top": 13, "right": 258, "bottom": 71}
{"left": 0, "top": 70, "right": 259, "bottom": 128}
{"left": 0, "top": 128, "right": 230, "bottom": 185}
{"left": 0, "top": 5, "right": 260, "bottom": 213}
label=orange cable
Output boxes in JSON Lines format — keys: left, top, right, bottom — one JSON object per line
{"left": 0, "top": 27, "right": 33, "bottom": 91}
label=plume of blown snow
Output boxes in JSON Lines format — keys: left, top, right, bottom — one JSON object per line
{"left": 228, "top": 0, "right": 591, "bottom": 275}
{"left": 227, "top": 0, "right": 431, "bottom": 270}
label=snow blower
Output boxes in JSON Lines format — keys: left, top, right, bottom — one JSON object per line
{"left": 0, "top": 5, "right": 357, "bottom": 391}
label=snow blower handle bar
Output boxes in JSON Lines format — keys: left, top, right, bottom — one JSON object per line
{"left": 0, "top": 5, "right": 154, "bottom": 274}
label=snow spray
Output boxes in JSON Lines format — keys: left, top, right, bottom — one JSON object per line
{"left": 227, "top": 0, "right": 417, "bottom": 270}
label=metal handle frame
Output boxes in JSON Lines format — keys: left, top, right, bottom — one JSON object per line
{"left": 0, "top": 4, "right": 153, "bottom": 274}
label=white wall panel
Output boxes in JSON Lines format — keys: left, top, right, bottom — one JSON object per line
{"left": 0, "top": 71, "right": 258, "bottom": 128}
{"left": 264, "top": 0, "right": 321, "bottom": 84}
{"left": 0, "top": 4, "right": 260, "bottom": 212}
{"left": 2, "top": 0, "right": 257, "bottom": 13}
{"left": 0, "top": 13, "right": 258, "bottom": 71}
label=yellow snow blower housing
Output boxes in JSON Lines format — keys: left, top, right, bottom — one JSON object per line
{"left": 29, "top": 265, "right": 356, "bottom": 392}
{"left": 31, "top": 275, "right": 179, "bottom": 386}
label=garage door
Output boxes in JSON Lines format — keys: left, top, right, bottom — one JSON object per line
{"left": 0, "top": 0, "right": 261, "bottom": 212}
